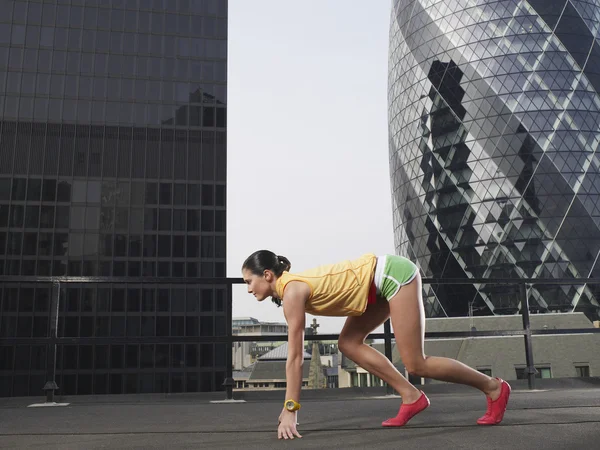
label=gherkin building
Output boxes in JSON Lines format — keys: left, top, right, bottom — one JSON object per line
{"left": 388, "top": 0, "right": 600, "bottom": 319}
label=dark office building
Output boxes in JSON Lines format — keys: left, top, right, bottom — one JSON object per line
{"left": 0, "top": 0, "right": 228, "bottom": 397}
{"left": 388, "top": 0, "right": 600, "bottom": 319}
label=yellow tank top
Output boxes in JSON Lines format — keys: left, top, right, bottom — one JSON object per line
{"left": 275, "top": 254, "right": 377, "bottom": 317}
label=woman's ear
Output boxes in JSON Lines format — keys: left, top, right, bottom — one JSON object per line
{"left": 263, "top": 269, "right": 273, "bottom": 282}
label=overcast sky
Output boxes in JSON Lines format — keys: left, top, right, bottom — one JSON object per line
{"left": 227, "top": 1, "right": 395, "bottom": 333}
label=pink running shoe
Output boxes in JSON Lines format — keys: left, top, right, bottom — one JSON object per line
{"left": 382, "top": 391, "right": 430, "bottom": 427}
{"left": 477, "top": 378, "right": 511, "bottom": 425}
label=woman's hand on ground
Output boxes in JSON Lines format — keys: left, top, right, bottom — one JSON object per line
{"left": 277, "top": 410, "right": 301, "bottom": 440}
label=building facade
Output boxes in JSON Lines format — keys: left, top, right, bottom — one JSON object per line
{"left": 388, "top": 0, "right": 600, "bottom": 318}
{"left": 339, "top": 313, "right": 600, "bottom": 387}
{"left": 232, "top": 317, "right": 288, "bottom": 371}
{"left": 0, "top": 0, "right": 227, "bottom": 397}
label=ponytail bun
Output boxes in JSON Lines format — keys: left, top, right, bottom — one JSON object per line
{"left": 277, "top": 255, "right": 291, "bottom": 273}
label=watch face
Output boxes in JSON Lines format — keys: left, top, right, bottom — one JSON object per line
{"left": 285, "top": 401, "right": 294, "bottom": 410}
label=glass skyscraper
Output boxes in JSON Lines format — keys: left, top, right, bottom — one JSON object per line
{"left": 0, "top": 0, "right": 228, "bottom": 396}
{"left": 388, "top": 0, "right": 600, "bottom": 319}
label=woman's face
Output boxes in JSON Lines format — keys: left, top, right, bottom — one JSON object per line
{"left": 242, "top": 268, "right": 275, "bottom": 302}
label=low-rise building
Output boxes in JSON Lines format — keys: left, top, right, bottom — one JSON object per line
{"left": 339, "top": 313, "right": 600, "bottom": 387}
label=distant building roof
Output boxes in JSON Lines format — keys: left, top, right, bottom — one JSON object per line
{"left": 425, "top": 312, "right": 594, "bottom": 332}
{"left": 233, "top": 370, "right": 253, "bottom": 380}
{"left": 233, "top": 317, "right": 287, "bottom": 327}
{"left": 232, "top": 317, "right": 260, "bottom": 325}
{"left": 248, "top": 361, "right": 311, "bottom": 381}
{"left": 258, "top": 342, "right": 312, "bottom": 361}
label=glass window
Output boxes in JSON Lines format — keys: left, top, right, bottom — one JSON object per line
{"left": 50, "top": 74, "right": 64, "bottom": 96}
{"left": 97, "top": 8, "right": 110, "bottom": 29}
{"left": 85, "top": 207, "right": 100, "bottom": 229}
{"left": 93, "top": 77, "right": 106, "bottom": 99}
{"left": 111, "top": 9, "right": 124, "bottom": 30}
{"left": 7, "top": 72, "right": 20, "bottom": 93}
{"left": 186, "top": 236, "right": 198, "bottom": 258}
{"left": 42, "top": 179, "right": 56, "bottom": 201}
{"left": 123, "top": 10, "right": 137, "bottom": 31}
{"left": 55, "top": 206, "right": 69, "bottom": 229}
{"left": 67, "top": 28, "right": 82, "bottom": 50}
{"left": 52, "top": 51, "right": 66, "bottom": 71}
{"left": 151, "top": 12, "right": 164, "bottom": 33}
{"left": 145, "top": 183, "right": 158, "bottom": 204}
{"left": 56, "top": 5, "right": 71, "bottom": 27}
{"left": 82, "top": 29, "right": 95, "bottom": 52}
{"left": 70, "top": 6, "right": 84, "bottom": 27}
{"left": 27, "top": 179, "right": 42, "bottom": 201}
{"left": 575, "top": 365, "right": 590, "bottom": 377}
{"left": 173, "top": 235, "right": 184, "bottom": 257}
{"left": 110, "top": 32, "right": 122, "bottom": 53}
{"left": 122, "top": 32, "right": 135, "bottom": 53}
{"left": 36, "top": 73, "right": 50, "bottom": 95}
{"left": 0, "top": 178, "right": 11, "bottom": 200}
{"left": 84, "top": 7, "right": 97, "bottom": 28}
{"left": 187, "top": 210, "right": 199, "bottom": 231}
{"left": 67, "top": 52, "right": 81, "bottom": 73}
{"left": 201, "top": 210, "right": 214, "bottom": 231}
{"left": 70, "top": 206, "right": 85, "bottom": 229}
{"left": 39, "top": 27, "right": 54, "bottom": 47}
{"left": 25, "top": 206, "right": 39, "bottom": 228}
{"left": 42, "top": 3, "right": 56, "bottom": 26}
{"left": 96, "top": 30, "right": 109, "bottom": 52}
{"left": 201, "top": 184, "right": 213, "bottom": 205}
{"left": 38, "top": 206, "right": 53, "bottom": 229}
{"left": 12, "top": 179, "right": 26, "bottom": 200}
{"left": 158, "top": 235, "right": 170, "bottom": 257}
{"left": 57, "top": 181, "right": 72, "bottom": 202}
{"left": 165, "top": 13, "right": 177, "bottom": 33}
{"left": 72, "top": 181, "right": 87, "bottom": 203}
{"left": 143, "top": 235, "right": 156, "bottom": 257}
{"left": 173, "top": 184, "right": 186, "bottom": 205}
{"left": 130, "top": 182, "right": 144, "bottom": 205}
{"left": 0, "top": 24, "right": 10, "bottom": 44}
{"left": 87, "top": 181, "right": 101, "bottom": 203}
{"left": 11, "top": 24, "right": 25, "bottom": 45}
{"left": 159, "top": 183, "right": 171, "bottom": 205}
{"left": 173, "top": 210, "right": 186, "bottom": 231}
{"left": 158, "top": 209, "right": 171, "bottom": 230}
{"left": 215, "top": 185, "right": 225, "bottom": 206}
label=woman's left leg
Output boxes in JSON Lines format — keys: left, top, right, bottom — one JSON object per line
{"left": 338, "top": 298, "right": 422, "bottom": 403}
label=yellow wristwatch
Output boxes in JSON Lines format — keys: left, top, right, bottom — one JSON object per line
{"left": 284, "top": 399, "right": 301, "bottom": 412}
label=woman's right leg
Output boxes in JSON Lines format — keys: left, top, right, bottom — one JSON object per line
{"left": 388, "top": 272, "right": 511, "bottom": 425}
{"left": 388, "top": 273, "right": 500, "bottom": 394}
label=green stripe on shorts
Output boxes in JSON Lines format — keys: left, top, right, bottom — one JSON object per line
{"left": 379, "top": 255, "right": 418, "bottom": 300}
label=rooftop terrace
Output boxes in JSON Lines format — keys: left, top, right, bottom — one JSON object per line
{"left": 1, "top": 378, "right": 599, "bottom": 449}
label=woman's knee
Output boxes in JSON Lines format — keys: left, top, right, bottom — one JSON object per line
{"left": 404, "top": 355, "right": 429, "bottom": 377}
{"left": 338, "top": 334, "right": 363, "bottom": 357}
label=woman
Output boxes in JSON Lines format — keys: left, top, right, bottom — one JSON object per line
{"left": 242, "top": 250, "right": 510, "bottom": 440}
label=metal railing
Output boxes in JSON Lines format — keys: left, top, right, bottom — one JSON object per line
{"left": 1, "top": 275, "right": 600, "bottom": 401}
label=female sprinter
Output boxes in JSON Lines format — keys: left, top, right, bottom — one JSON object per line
{"left": 241, "top": 251, "right": 511, "bottom": 440}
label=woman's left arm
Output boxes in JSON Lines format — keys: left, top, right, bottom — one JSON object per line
{"left": 278, "top": 282, "right": 308, "bottom": 439}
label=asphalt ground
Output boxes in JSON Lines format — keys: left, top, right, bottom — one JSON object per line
{"left": 1, "top": 382, "right": 599, "bottom": 449}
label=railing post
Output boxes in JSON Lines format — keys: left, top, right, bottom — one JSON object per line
{"left": 43, "top": 281, "right": 60, "bottom": 403}
{"left": 222, "top": 280, "right": 234, "bottom": 400}
{"left": 384, "top": 318, "right": 394, "bottom": 395}
{"left": 520, "top": 283, "right": 536, "bottom": 390}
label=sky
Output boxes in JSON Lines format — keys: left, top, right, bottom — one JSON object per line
{"left": 227, "top": 0, "right": 396, "bottom": 333}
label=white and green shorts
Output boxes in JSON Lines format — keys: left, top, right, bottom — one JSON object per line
{"left": 373, "top": 255, "right": 418, "bottom": 300}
